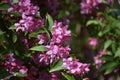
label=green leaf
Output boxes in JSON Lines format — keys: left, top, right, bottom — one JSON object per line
{"left": 104, "top": 40, "right": 112, "bottom": 49}
{"left": 62, "top": 72, "right": 76, "bottom": 80}
{"left": 99, "top": 55, "right": 114, "bottom": 61}
{"left": 15, "top": 72, "right": 27, "bottom": 77}
{"left": 7, "top": 12, "right": 21, "bottom": 17}
{"left": 99, "top": 61, "right": 118, "bottom": 72}
{"left": 12, "top": 33, "right": 17, "bottom": 43}
{"left": 13, "top": 0, "right": 19, "bottom": 4}
{"left": 9, "top": 25, "right": 16, "bottom": 30}
{"left": 111, "top": 20, "right": 120, "bottom": 29}
{"left": 30, "top": 45, "right": 47, "bottom": 51}
{"left": 86, "top": 20, "right": 104, "bottom": 26}
{"left": 0, "top": 3, "right": 11, "bottom": 10}
{"left": 57, "top": 10, "right": 70, "bottom": 19}
{"left": 0, "top": 29, "right": 5, "bottom": 43}
{"left": 49, "top": 59, "right": 65, "bottom": 73}
{"left": 29, "top": 28, "right": 46, "bottom": 38}
{"left": 0, "top": 29, "right": 4, "bottom": 35}
{"left": 46, "top": 14, "right": 54, "bottom": 32}
{"left": 35, "top": 13, "right": 41, "bottom": 18}
{"left": 102, "top": 0, "right": 107, "bottom": 3}
{"left": 104, "top": 66, "right": 116, "bottom": 75}
{"left": 115, "top": 48, "right": 120, "bottom": 57}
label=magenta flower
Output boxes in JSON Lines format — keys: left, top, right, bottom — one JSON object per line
{"left": 45, "top": 45, "right": 70, "bottom": 63}
{"left": 39, "top": 54, "right": 50, "bottom": 65}
{"left": 80, "top": 0, "right": 102, "bottom": 14}
{"left": 37, "top": 33, "right": 48, "bottom": 45}
{"left": 89, "top": 37, "right": 98, "bottom": 47}
{"left": 83, "top": 78, "right": 89, "bottom": 80}
{"left": 94, "top": 50, "right": 106, "bottom": 69}
{"left": 51, "top": 21, "right": 71, "bottom": 44}
{"left": 15, "top": 16, "right": 44, "bottom": 32}
{"left": 62, "top": 57, "right": 90, "bottom": 75}
{"left": 3, "top": 54, "right": 28, "bottom": 75}
{"left": 8, "top": 0, "right": 39, "bottom": 16}
{"left": 19, "top": 67, "right": 28, "bottom": 74}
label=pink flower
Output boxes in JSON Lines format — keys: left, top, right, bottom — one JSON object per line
{"left": 94, "top": 50, "right": 106, "bottom": 69}
{"left": 15, "top": 16, "right": 44, "bottom": 32}
{"left": 8, "top": 0, "right": 39, "bottom": 16}
{"left": 83, "top": 78, "right": 89, "bottom": 80}
{"left": 19, "top": 68, "right": 28, "bottom": 74}
{"left": 62, "top": 57, "right": 90, "bottom": 75}
{"left": 89, "top": 37, "right": 98, "bottom": 47}
{"left": 51, "top": 21, "right": 71, "bottom": 44}
{"left": 37, "top": 33, "right": 48, "bottom": 44}
{"left": 80, "top": 0, "right": 102, "bottom": 14}
{"left": 39, "top": 54, "right": 50, "bottom": 65}
{"left": 3, "top": 54, "right": 28, "bottom": 75}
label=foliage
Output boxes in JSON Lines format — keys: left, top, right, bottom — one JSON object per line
{"left": 0, "top": 0, "right": 120, "bottom": 80}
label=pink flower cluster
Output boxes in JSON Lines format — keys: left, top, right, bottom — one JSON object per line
{"left": 39, "top": 22, "right": 71, "bottom": 64}
{"left": 51, "top": 22, "right": 71, "bottom": 44}
{"left": 62, "top": 57, "right": 90, "bottom": 75}
{"left": 8, "top": 0, "right": 44, "bottom": 32}
{"left": 37, "top": 21, "right": 90, "bottom": 75}
{"left": 3, "top": 54, "right": 28, "bottom": 75}
{"left": 89, "top": 37, "right": 98, "bottom": 47}
{"left": 94, "top": 50, "right": 106, "bottom": 69}
{"left": 8, "top": 0, "right": 39, "bottom": 16}
{"left": 46, "top": 45, "right": 71, "bottom": 63}
{"left": 4, "top": 0, "right": 91, "bottom": 79}
{"left": 15, "top": 16, "right": 44, "bottom": 32}
{"left": 80, "top": 0, "right": 102, "bottom": 14}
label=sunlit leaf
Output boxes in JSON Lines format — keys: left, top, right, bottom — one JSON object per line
{"left": 104, "top": 40, "right": 112, "bottom": 49}
{"left": 46, "top": 14, "right": 54, "bottom": 32}
{"left": 30, "top": 45, "right": 47, "bottom": 51}
{"left": 115, "top": 48, "right": 120, "bottom": 57}
{"left": 62, "top": 72, "right": 76, "bottom": 80}
{"left": 50, "top": 59, "right": 65, "bottom": 73}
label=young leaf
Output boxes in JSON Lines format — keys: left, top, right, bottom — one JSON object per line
{"left": 9, "top": 25, "right": 16, "bottom": 30}
{"left": 99, "top": 61, "right": 118, "bottom": 72}
{"left": 49, "top": 59, "right": 65, "bottom": 73}
{"left": 35, "top": 13, "right": 41, "bottom": 18}
{"left": 13, "top": 0, "right": 19, "bottom": 4}
{"left": 104, "top": 40, "right": 112, "bottom": 49}
{"left": 30, "top": 45, "right": 47, "bottom": 51}
{"left": 99, "top": 55, "right": 114, "bottom": 61}
{"left": 15, "top": 72, "right": 27, "bottom": 77}
{"left": 104, "top": 66, "right": 116, "bottom": 75}
{"left": 115, "top": 48, "right": 120, "bottom": 57}
{"left": 0, "top": 29, "right": 5, "bottom": 43}
{"left": 86, "top": 20, "right": 104, "bottom": 26}
{"left": 62, "top": 72, "right": 76, "bottom": 80}
{"left": 46, "top": 14, "right": 54, "bottom": 32}
{"left": 7, "top": 12, "right": 21, "bottom": 17}
{"left": 12, "top": 33, "right": 17, "bottom": 43}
